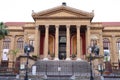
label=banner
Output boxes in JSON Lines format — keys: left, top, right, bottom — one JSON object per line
{"left": 2, "top": 49, "right": 9, "bottom": 60}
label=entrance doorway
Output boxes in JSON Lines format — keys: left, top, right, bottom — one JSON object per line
{"left": 59, "top": 36, "right": 66, "bottom": 60}
{"left": 59, "top": 26, "right": 66, "bottom": 60}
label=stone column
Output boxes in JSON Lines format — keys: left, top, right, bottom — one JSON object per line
{"left": 99, "top": 32, "right": 103, "bottom": 56}
{"left": 43, "top": 25, "right": 49, "bottom": 60}
{"left": 24, "top": 32, "right": 28, "bottom": 43}
{"left": 66, "top": 25, "right": 71, "bottom": 60}
{"left": 86, "top": 26, "right": 91, "bottom": 58}
{"left": 11, "top": 35, "right": 15, "bottom": 61}
{"left": 54, "top": 25, "right": 59, "bottom": 60}
{"left": 112, "top": 35, "right": 116, "bottom": 62}
{"left": 87, "top": 26, "right": 90, "bottom": 47}
{"left": 11, "top": 35, "right": 15, "bottom": 50}
{"left": 76, "top": 25, "right": 81, "bottom": 60}
{"left": 34, "top": 26, "right": 40, "bottom": 57}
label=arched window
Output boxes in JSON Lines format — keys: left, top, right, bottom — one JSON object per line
{"left": 103, "top": 38, "right": 110, "bottom": 61}
{"left": 103, "top": 38, "right": 110, "bottom": 49}
{"left": 116, "top": 38, "right": 120, "bottom": 52}
{"left": 3, "top": 38, "right": 11, "bottom": 49}
{"left": 17, "top": 37, "right": 24, "bottom": 50}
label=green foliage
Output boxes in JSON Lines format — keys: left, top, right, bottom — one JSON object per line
{"left": 9, "top": 49, "right": 19, "bottom": 61}
{"left": 10, "top": 49, "right": 19, "bottom": 56}
{"left": 86, "top": 54, "right": 104, "bottom": 61}
{"left": 71, "top": 53, "right": 76, "bottom": 58}
{"left": 50, "top": 53, "right": 55, "bottom": 58}
{"left": 32, "top": 55, "right": 38, "bottom": 59}
{"left": 0, "top": 22, "right": 8, "bottom": 40}
{"left": 86, "top": 55, "right": 95, "bottom": 61}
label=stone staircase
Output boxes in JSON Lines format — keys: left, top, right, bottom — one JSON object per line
{"left": 30, "top": 60, "right": 100, "bottom": 80}
{"left": 19, "top": 60, "right": 100, "bottom": 80}
{"left": 0, "top": 67, "right": 16, "bottom": 76}
{"left": 34, "top": 60, "right": 90, "bottom": 75}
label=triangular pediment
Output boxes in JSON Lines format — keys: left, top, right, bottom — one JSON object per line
{"left": 32, "top": 5, "right": 94, "bottom": 20}
{"left": 46, "top": 11, "right": 79, "bottom": 17}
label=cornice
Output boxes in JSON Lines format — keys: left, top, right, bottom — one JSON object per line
{"left": 91, "top": 27, "right": 104, "bottom": 30}
{"left": 34, "top": 16, "right": 92, "bottom": 20}
{"left": 103, "top": 29, "right": 120, "bottom": 32}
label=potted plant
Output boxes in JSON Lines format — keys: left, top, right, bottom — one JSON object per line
{"left": 9, "top": 48, "right": 19, "bottom": 73}
{"left": 86, "top": 53, "right": 95, "bottom": 61}
{"left": 50, "top": 53, "right": 55, "bottom": 60}
{"left": 71, "top": 53, "right": 76, "bottom": 60}
{"left": 9, "top": 48, "right": 19, "bottom": 62}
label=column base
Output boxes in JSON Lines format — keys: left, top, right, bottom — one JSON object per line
{"left": 70, "top": 75, "right": 75, "bottom": 80}
{"left": 43, "top": 58, "right": 49, "bottom": 60}
{"left": 43, "top": 75, "right": 47, "bottom": 79}
{"left": 76, "top": 58, "right": 82, "bottom": 61}
{"left": 66, "top": 58, "right": 71, "bottom": 60}
{"left": 54, "top": 58, "right": 59, "bottom": 60}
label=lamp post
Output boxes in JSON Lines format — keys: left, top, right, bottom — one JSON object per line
{"left": 88, "top": 46, "right": 94, "bottom": 80}
{"left": 98, "top": 64, "right": 104, "bottom": 80}
{"left": 90, "top": 53, "right": 94, "bottom": 80}
{"left": 24, "top": 45, "right": 31, "bottom": 80}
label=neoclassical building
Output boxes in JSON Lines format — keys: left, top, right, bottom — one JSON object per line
{"left": 0, "top": 3, "right": 120, "bottom": 63}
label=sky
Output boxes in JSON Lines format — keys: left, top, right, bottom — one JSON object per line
{"left": 0, "top": 0, "right": 120, "bottom": 22}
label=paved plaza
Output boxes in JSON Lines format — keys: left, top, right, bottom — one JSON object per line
{"left": 0, "top": 76, "right": 120, "bottom": 80}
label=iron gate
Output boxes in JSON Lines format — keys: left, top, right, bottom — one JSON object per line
{"left": 34, "top": 60, "right": 90, "bottom": 79}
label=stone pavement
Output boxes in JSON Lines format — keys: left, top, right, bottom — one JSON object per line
{"left": 0, "top": 76, "right": 120, "bottom": 80}
{"left": 0, "top": 76, "right": 16, "bottom": 80}
{"left": 104, "top": 78, "right": 120, "bottom": 80}
{"left": 0, "top": 60, "right": 120, "bottom": 80}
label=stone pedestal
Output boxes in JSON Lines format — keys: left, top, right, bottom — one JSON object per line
{"left": 104, "top": 62, "right": 112, "bottom": 75}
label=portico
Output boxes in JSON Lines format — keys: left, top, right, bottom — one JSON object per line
{"left": 33, "top": 4, "right": 93, "bottom": 60}
{"left": 34, "top": 24, "right": 90, "bottom": 60}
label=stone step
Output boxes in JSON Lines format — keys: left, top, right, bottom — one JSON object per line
{"left": 33, "top": 60, "right": 90, "bottom": 76}
{"left": 19, "top": 60, "right": 101, "bottom": 80}
{"left": 47, "top": 77, "right": 72, "bottom": 80}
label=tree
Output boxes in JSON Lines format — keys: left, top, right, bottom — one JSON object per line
{"left": 0, "top": 22, "right": 8, "bottom": 40}
{"left": 9, "top": 48, "right": 19, "bottom": 62}
{"left": 9, "top": 48, "right": 19, "bottom": 73}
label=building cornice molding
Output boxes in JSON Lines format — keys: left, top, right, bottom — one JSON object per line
{"left": 103, "top": 30, "right": 120, "bottom": 32}
{"left": 33, "top": 16, "right": 92, "bottom": 20}
{"left": 91, "top": 27, "right": 104, "bottom": 30}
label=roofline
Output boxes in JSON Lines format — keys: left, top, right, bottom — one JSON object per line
{"left": 5, "top": 22, "right": 34, "bottom": 26}
{"left": 32, "top": 5, "right": 94, "bottom": 21}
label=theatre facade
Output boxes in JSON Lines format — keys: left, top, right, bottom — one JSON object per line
{"left": 1, "top": 4, "right": 120, "bottom": 63}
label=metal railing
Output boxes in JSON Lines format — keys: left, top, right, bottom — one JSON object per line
{"left": 20, "top": 60, "right": 100, "bottom": 80}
